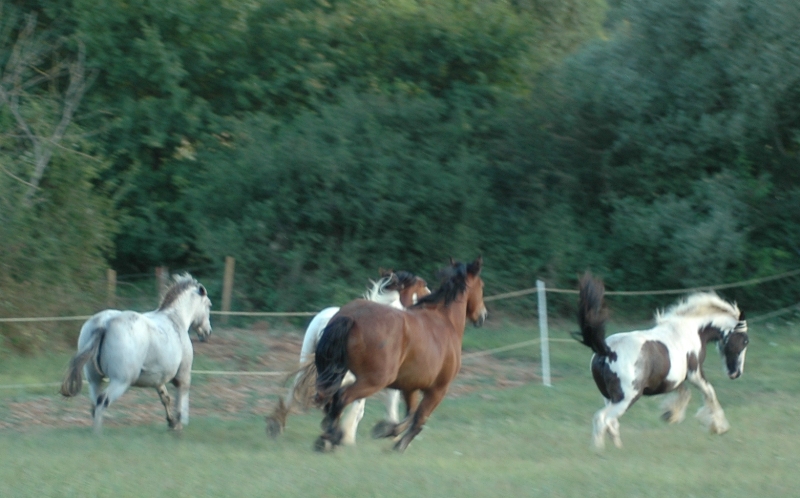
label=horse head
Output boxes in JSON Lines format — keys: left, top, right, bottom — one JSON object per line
{"left": 385, "top": 270, "right": 431, "bottom": 307}
{"left": 464, "top": 256, "right": 487, "bottom": 327}
{"left": 720, "top": 310, "right": 749, "bottom": 379}
{"left": 191, "top": 284, "right": 213, "bottom": 342}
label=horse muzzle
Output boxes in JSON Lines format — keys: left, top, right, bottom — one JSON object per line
{"left": 472, "top": 309, "right": 487, "bottom": 328}
{"left": 196, "top": 327, "right": 212, "bottom": 342}
{"left": 728, "top": 370, "right": 742, "bottom": 379}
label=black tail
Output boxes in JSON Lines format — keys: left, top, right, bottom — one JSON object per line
{"left": 314, "top": 316, "right": 354, "bottom": 406}
{"left": 575, "top": 273, "right": 613, "bottom": 357}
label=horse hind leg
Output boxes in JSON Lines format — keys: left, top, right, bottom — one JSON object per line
{"left": 593, "top": 397, "right": 634, "bottom": 450}
{"left": 339, "top": 398, "right": 366, "bottom": 446}
{"left": 660, "top": 385, "right": 691, "bottom": 424}
{"left": 156, "top": 385, "right": 177, "bottom": 428}
{"left": 85, "top": 365, "right": 104, "bottom": 419}
{"left": 315, "top": 379, "right": 384, "bottom": 452}
{"left": 314, "top": 389, "right": 347, "bottom": 452}
{"left": 384, "top": 389, "right": 401, "bottom": 424}
{"left": 93, "top": 380, "right": 129, "bottom": 434}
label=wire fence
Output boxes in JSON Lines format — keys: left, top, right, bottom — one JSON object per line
{"left": 4, "top": 266, "right": 800, "bottom": 323}
{"left": 1, "top": 267, "right": 798, "bottom": 391}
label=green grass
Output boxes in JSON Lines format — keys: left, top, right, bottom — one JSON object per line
{"left": 1, "top": 319, "right": 799, "bottom": 497}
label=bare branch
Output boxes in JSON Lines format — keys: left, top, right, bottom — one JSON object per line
{"left": 0, "top": 10, "right": 93, "bottom": 205}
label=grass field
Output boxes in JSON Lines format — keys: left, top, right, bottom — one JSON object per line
{"left": 0, "top": 316, "right": 799, "bottom": 497}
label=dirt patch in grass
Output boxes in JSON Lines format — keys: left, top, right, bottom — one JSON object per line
{"left": 3, "top": 326, "right": 541, "bottom": 431}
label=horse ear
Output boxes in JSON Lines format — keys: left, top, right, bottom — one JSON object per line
{"left": 468, "top": 255, "right": 483, "bottom": 275}
{"left": 379, "top": 267, "right": 393, "bottom": 278}
{"left": 198, "top": 285, "right": 207, "bottom": 297}
{"left": 449, "top": 257, "right": 456, "bottom": 266}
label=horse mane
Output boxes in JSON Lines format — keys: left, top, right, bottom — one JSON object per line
{"left": 655, "top": 292, "right": 740, "bottom": 325}
{"left": 412, "top": 263, "right": 467, "bottom": 308}
{"left": 363, "top": 275, "right": 401, "bottom": 306}
{"left": 392, "top": 271, "right": 421, "bottom": 289}
{"left": 158, "top": 273, "right": 199, "bottom": 311}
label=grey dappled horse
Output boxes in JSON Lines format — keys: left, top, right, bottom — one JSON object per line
{"left": 61, "top": 274, "right": 212, "bottom": 433}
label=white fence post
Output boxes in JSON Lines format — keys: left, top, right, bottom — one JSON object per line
{"left": 537, "top": 280, "right": 552, "bottom": 387}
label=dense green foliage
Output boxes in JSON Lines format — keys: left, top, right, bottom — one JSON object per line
{"left": 4, "top": 0, "right": 800, "bottom": 348}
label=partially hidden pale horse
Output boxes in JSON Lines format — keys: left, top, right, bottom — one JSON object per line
{"left": 266, "top": 270, "right": 430, "bottom": 445}
{"left": 313, "top": 257, "right": 487, "bottom": 452}
{"left": 575, "top": 272, "right": 749, "bottom": 450}
{"left": 61, "top": 274, "right": 212, "bottom": 433}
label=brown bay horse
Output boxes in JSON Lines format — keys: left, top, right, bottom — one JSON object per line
{"left": 313, "top": 256, "right": 487, "bottom": 452}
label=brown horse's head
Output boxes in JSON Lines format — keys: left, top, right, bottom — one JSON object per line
{"left": 464, "top": 256, "right": 487, "bottom": 327}
{"left": 414, "top": 256, "right": 487, "bottom": 327}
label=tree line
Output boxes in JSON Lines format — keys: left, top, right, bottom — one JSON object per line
{"left": 2, "top": 0, "right": 799, "bottom": 350}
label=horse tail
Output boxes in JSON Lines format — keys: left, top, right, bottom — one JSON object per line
{"left": 266, "top": 360, "right": 319, "bottom": 437}
{"left": 314, "top": 316, "right": 354, "bottom": 406}
{"left": 575, "top": 273, "right": 613, "bottom": 357}
{"left": 60, "top": 326, "right": 106, "bottom": 397}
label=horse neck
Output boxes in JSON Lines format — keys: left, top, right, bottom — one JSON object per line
{"left": 158, "top": 294, "right": 195, "bottom": 335}
{"left": 437, "top": 294, "right": 469, "bottom": 338}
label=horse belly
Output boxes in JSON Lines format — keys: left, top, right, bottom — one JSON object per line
{"left": 391, "top": 349, "right": 454, "bottom": 391}
{"left": 134, "top": 351, "right": 182, "bottom": 387}
{"left": 133, "top": 370, "right": 173, "bottom": 387}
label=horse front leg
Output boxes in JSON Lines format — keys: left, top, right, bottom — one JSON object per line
{"left": 372, "top": 389, "right": 418, "bottom": 439}
{"left": 394, "top": 387, "right": 446, "bottom": 453}
{"left": 687, "top": 371, "right": 729, "bottom": 434}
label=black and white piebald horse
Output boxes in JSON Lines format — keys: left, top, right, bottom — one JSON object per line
{"left": 575, "top": 273, "right": 749, "bottom": 450}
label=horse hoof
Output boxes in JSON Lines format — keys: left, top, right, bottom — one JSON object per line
{"left": 710, "top": 420, "right": 730, "bottom": 435}
{"left": 372, "top": 420, "right": 396, "bottom": 439}
{"left": 266, "top": 418, "right": 284, "bottom": 438}
{"left": 314, "top": 437, "right": 335, "bottom": 453}
{"left": 661, "top": 410, "right": 672, "bottom": 422}
{"left": 392, "top": 439, "right": 410, "bottom": 453}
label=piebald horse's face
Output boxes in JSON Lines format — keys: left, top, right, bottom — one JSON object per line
{"left": 192, "top": 285, "right": 213, "bottom": 342}
{"left": 399, "top": 278, "right": 431, "bottom": 307}
{"left": 721, "top": 312, "right": 748, "bottom": 379}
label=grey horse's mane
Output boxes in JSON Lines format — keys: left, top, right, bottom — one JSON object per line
{"left": 158, "top": 273, "right": 200, "bottom": 311}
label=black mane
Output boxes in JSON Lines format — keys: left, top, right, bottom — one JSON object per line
{"left": 412, "top": 263, "right": 467, "bottom": 308}
{"left": 393, "top": 271, "right": 421, "bottom": 289}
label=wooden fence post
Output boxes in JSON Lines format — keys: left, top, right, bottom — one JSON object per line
{"left": 106, "top": 269, "right": 117, "bottom": 308}
{"left": 155, "top": 266, "right": 169, "bottom": 298}
{"left": 537, "top": 279, "right": 552, "bottom": 387}
{"left": 221, "top": 256, "right": 236, "bottom": 324}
